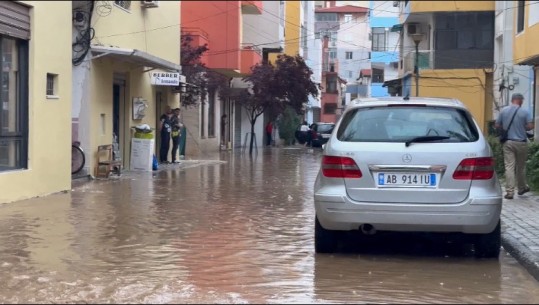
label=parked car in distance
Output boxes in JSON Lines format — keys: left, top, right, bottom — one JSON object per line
{"left": 314, "top": 97, "right": 503, "bottom": 258}
{"left": 295, "top": 122, "right": 335, "bottom": 147}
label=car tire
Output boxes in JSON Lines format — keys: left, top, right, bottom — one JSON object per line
{"left": 473, "top": 220, "right": 501, "bottom": 259}
{"left": 315, "top": 216, "right": 339, "bottom": 253}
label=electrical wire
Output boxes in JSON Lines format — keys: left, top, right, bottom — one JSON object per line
{"left": 72, "top": 1, "right": 95, "bottom": 66}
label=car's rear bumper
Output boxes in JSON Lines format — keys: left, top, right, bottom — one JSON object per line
{"left": 314, "top": 193, "right": 502, "bottom": 234}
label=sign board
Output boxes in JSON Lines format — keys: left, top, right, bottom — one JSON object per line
{"left": 130, "top": 138, "right": 155, "bottom": 171}
{"left": 150, "top": 72, "right": 185, "bottom": 86}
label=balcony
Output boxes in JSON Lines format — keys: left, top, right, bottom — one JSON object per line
{"left": 403, "top": 50, "right": 433, "bottom": 73}
{"left": 240, "top": 44, "right": 262, "bottom": 75}
{"left": 181, "top": 28, "right": 210, "bottom": 66}
{"left": 241, "top": 1, "right": 262, "bottom": 14}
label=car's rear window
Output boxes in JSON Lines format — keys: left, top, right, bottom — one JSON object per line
{"left": 336, "top": 106, "right": 479, "bottom": 143}
{"left": 316, "top": 124, "right": 334, "bottom": 133}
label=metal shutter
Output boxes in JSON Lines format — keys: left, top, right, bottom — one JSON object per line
{"left": 0, "top": 2, "right": 30, "bottom": 40}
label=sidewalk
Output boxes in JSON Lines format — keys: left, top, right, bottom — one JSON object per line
{"left": 501, "top": 192, "right": 539, "bottom": 281}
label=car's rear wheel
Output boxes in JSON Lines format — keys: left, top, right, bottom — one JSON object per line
{"left": 473, "top": 220, "right": 501, "bottom": 259}
{"left": 315, "top": 216, "right": 339, "bottom": 253}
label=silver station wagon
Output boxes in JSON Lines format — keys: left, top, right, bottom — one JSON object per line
{"left": 314, "top": 97, "right": 503, "bottom": 258}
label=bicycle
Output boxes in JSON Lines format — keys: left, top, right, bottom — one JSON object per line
{"left": 72, "top": 141, "right": 85, "bottom": 175}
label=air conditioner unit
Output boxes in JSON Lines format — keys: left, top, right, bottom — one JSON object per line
{"left": 407, "top": 23, "right": 422, "bottom": 35}
{"left": 393, "top": 1, "right": 399, "bottom": 7}
{"left": 141, "top": 0, "right": 159, "bottom": 8}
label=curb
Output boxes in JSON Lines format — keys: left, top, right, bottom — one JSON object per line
{"left": 501, "top": 225, "right": 539, "bottom": 282}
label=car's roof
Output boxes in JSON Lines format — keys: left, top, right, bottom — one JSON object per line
{"left": 349, "top": 97, "right": 466, "bottom": 109}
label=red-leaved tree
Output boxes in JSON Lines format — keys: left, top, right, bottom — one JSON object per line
{"left": 240, "top": 54, "right": 320, "bottom": 154}
{"left": 180, "top": 34, "right": 230, "bottom": 107}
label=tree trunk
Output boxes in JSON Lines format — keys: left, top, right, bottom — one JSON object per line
{"left": 249, "top": 120, "right": 255, "bottom": 155}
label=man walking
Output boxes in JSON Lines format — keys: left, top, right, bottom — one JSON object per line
{"left": 495, "top": 93, "right": 535, "bottom": 199}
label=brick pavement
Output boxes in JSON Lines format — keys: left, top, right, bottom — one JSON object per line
{"left": 501, "top": 191, "right": 539, "bottom": 281}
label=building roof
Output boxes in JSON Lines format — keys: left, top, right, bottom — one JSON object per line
{"left": 315, "top": 5, "right": 369, "bottom": 14}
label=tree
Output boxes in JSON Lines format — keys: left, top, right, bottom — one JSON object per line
{"left": 180, "top": 34, "right": 230, "bottom": 107}
{"left": 239, "top": 54, "right": 319, "bottom": 154}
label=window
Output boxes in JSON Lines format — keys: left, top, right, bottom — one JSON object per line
{"left": 324, "top": 103, "right": 337, "bottom": 114}
{"left": 348, "top": 70, "right": 353, "bottom": 78}
{"left": 329, "top": 48, "right": 337, "bottom": 59}
{"left": 372, "top": 27, "right": 386, "bottom": 51}
{"left": 208, "top": 91, "right": 215, "bottom": 137}
{"left": 0, "top": 36, "right": 29, "bottom": 171}
{"left": 517, "top": 0, "right": 525, "bottom": 33}
{"left": 344, "top": 14, "right": 353, "bottom": 23}
{"left": 330, "top": 31, "right": 338, "bottom": 46}
{"left": 372, "top": 68, "right": 384, "bottom": 83}
{"left": 346, "top": 52, "right": 353, "bottom": 59}
{"left": 315, "top": 32, "right": 321, "bottom": 39}
{"left": 200, "top": 101, "right": 205, "bottom": 138}
{"left": 434, "top": 12, "right": 494, "bottom": 50}
{"left": 114, "top": 0, "right": 131, "bottom": 10}
{"left": 46, "top": 73, "right": 58, "bottom": 96}
{"left": 316, "top": 13, "right": 338, "bottom": 22}
{"left": 336, "top": 106, "right": 479, "bottom": 143}
{"left": 326, "top": 76, "right": 338, "bottom": 93}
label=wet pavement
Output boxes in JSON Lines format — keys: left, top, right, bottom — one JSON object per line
{"left": 1, "top": 147, "right": 539, "bottom": 303}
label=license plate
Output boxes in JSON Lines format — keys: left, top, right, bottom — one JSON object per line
{"left": 321, "top": 134, "right": 330, "bottom": 138}
{"left": 377, "top": 173, "right": 437, "bottom": 187}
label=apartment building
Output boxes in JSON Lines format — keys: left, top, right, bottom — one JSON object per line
{"left": 181, "top": 1, "right": 266, "bottom": 152}
{"left": 513, "top": 1, "right": 539, "bottom": 138}
{"left": 396, "top": 0, "right": 496, "bottom": 131}
{"left": 315, "top": 2, "right": 370, "bottom": 123}
{"left": 369, "top": 0, "right": 400, "bottom": 98}
{"left": 0, "top": 1, "right": 72, "bottom": 203}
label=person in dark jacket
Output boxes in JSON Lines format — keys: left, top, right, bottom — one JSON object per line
{"left": 159, "top": 106, "right": 173, "bottom": 164}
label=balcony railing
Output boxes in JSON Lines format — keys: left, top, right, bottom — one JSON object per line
{"left": 403, "top": 50, "right": 433, "bottom": 72}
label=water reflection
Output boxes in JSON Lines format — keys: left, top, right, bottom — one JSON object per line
{"left": 0, "top": 148, "right": 537, "bottom": 303}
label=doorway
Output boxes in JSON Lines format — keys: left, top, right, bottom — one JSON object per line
{"left": 112, "top": 82, "right": 125, "bottom": 164}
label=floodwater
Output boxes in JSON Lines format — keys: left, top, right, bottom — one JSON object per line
{"left": 0, "top": 147, "right": 538, "bottom": 303}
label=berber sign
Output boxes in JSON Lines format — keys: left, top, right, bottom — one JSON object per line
{"left": 150, "top": 72, "right": 181, "bottom": 86}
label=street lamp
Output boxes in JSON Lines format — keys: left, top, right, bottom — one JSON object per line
{"left": 411, "top": 33, "right": 424, "bottom": 97}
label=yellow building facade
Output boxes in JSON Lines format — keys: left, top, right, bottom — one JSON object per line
{"left": 72, "top": 1, "right": 181, "bottom": 177}
{"left": 269, "top": 0, "right": 302, "bottom": 63}
{"left": 0, "top": 1, "right": 72, "bottom": 204}
{"left": 399, "top": 0, "right": 496, "bottom": 132}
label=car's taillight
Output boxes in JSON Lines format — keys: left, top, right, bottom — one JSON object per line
{"left": 452, "top": 157, "right": 494, "bottom": 180}
{"left": 322, "top": 156, "right": 362, "bottom": 178}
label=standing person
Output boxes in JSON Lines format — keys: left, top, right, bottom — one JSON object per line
{"left": 159, "top": 106, "right": 173, "bottom": 164}
{"left": 495, "top": 93, "right": 535, "bottom": 199}
{"left": 265, "top": 121, "right": 273, "bottom": 146}
{"left": 300, "top": 121, "right": 310, "bottom": 146}
{"left": 221, "top": 114, "right": 228, "bottom": 149}
{"left": 170, "top": 108, "right": 183, "bottom": 164}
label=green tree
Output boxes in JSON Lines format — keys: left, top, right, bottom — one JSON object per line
{"left": 278, "top": 106, "right": 301, "bottom": 146}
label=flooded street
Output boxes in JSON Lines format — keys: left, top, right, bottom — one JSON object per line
{"left": 1, "top": 148, "right": 539, "bottom": 303}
